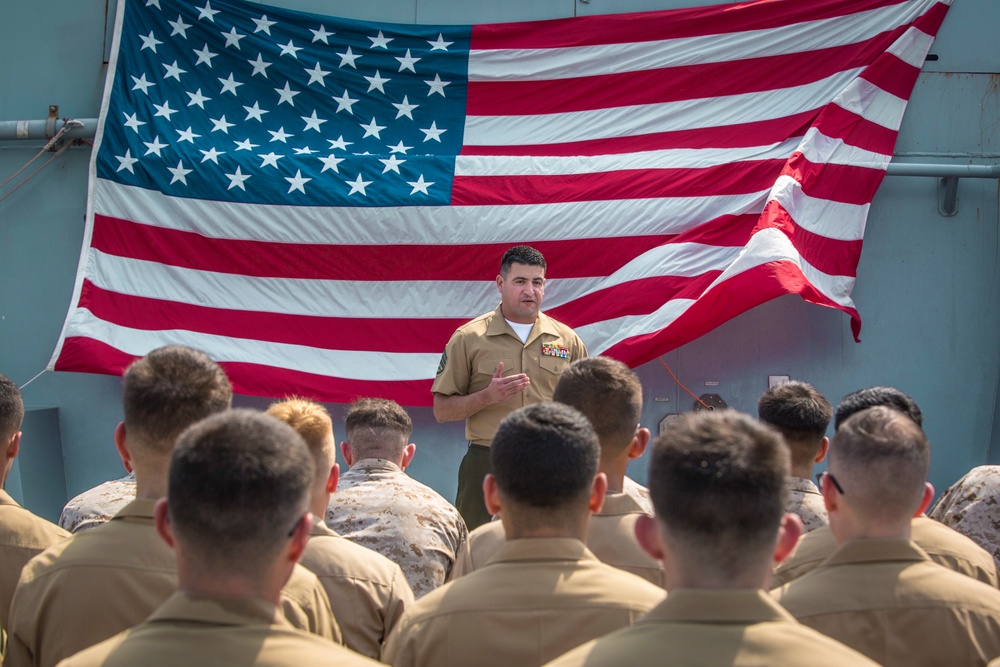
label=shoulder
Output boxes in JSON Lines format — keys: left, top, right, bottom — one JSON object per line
{"left": 303, "top": 533, "right": 406, "bottom": 584}
{"left": 450, "top": 310, "right": 498, "bottom": 339}
{"left": 0, "top": 504, "right": 69, "bottom": 549}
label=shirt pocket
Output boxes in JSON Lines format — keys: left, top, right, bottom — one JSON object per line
{"left": 538, "top": 354, "right": 570, "bottom": 375}
{"left": 476, "top": 357, "right": 513, "bottom": 378}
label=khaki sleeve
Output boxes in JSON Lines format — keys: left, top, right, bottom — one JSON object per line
{"left": 430, "top": 331, "right": 471, "bottom": 397}
{"left": 381, "top": 567, "right": 415, "bottom": 657}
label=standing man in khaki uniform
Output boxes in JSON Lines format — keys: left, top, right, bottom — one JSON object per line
{"left": 268, "top": 398, "right": 415, "bottom": 659}
{"left": 543, "top": 410, "right": 877, "bottom": 667}
{"left": 56, "top": 410, "right": 379, "bottom": 667}
{"left": 1, "top": 374, "right": 69, "bottom": 642}
{"left": 6, "top": 346, "right": 338, "bottom": 667}
{"left": 432, "top": 246, "right": 587, "bottom": 529}
{"left": 450, "top": 357, "right": 664, "bottom": 586}
{"left": 382, "top": 403, "right": 664, "bottom": 667}
{"left": 772, "top": 407, "right": 1000, "bottom": 666}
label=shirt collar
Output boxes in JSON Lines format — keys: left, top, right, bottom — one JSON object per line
{"left": 824, "top": 538, "right": 931, "bottom": 567}
{"left": 488, "top": 538, "right": 598, "bottom": 566}
{"left": 150, "top": 591, "right": 285, "bottom": 627}
{"left": 310, "top": 518, "right": 339, "bottom": 538}
{"left": 347, "top": 458, "right": 403, "bottom": 474}
{"left": 598, "top": 491, "right": 647, "bottom": 516}
{"left": 645, "top": 589, "right": 796, "bottom": 623}
{"left": 787, "top": 476, "right": 821, "bottom": 496}
{"left": 0, "top": 489, "right": 21, "bottom": 507}
{"left": 110, "top": 497, "right": 159, "bottom": 520}
{"left": 485, "top": 304, "right": 561, "bottom": 340}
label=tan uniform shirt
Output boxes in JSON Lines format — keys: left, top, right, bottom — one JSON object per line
{"left": 772, "top": 515, "right": 999, "bottom": 588}
{"left": 786, "top": 476, "right": 828, "bottom": 533}
{"left": 53, "top": 591, "right": 379, "bottom": 667}
{"left": 382, "top": 538, "right": 664, "bottom": 667}
{"left": 325, "top": 459, "right": 467, "bottom": 598}
{"left": 771, "top": 539, "right": 1000, "bottom": 666}
{"left": 0, "top": 491, "right": 69, "bottom": 632}
{"left": 300, "top": 520, "right": 414, "bottom": 659}
{"left": 929, "top": 465, "right": 1000, "bottom": 574}
{"left": 431, "top": 305, "right": 587, "bottom": 445}
{"left": 543, "top": 589, "right": 878, "bottom": 667}
{"left": 6, "top": 499, "right": 339, "bottom": 667}
{"left": 58, "top": 475, "right": 135, "bottom": 534}
{"left": 451, "top": 492, "right": 665, "bottom": 587}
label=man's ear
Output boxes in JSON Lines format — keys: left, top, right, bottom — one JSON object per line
{"left": 495, "top": 274, "right": 504, "bottom": 293}
{"left": 5, "top": 431, "right": 21, "bottom": 461}
{"left": 287, "top": 512, "right": 313, "bottom": 564}
{"left": 325, "top": 463, "right": 340, "bottom": 494}
{"left": 113, "top": 422, "right": 134, "bottom": 474}
{"left": 814, "top": 436, "right": 830, "bottom": 464}
{"left": 819, "top": 473, "right": 839, "bottom": 513}
{"left": 589, "top": 472, "right": 608, "bottom": 514}
{"left": 628, "top": 428, "right": 651, "bottom": 460}
{"left": 483, "top": 474, "right": 502, "bottom": 516}
{"left": 915, "top": 482, "right": 935, "bottom": 517}
{"left": 401, "top": 443, "right": 416, "bottom": 469}
{"left": 773, "top": 513, "right": 804, "bottom": 564}
{"left": 339, "top": 441, "right": 353, "bottom": 468}
{"left": 153, "top": 497, "right": 175, "bottom": 549}
{"left": 635, "top": 514, "right": 665, "bottom": 561}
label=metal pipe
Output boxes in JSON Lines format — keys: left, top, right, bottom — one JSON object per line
{"left": 0, "top": 118, "right": 98, "bottom": 141}
{"left": 886, "top": 163, "right": 1000, "bottom": 178}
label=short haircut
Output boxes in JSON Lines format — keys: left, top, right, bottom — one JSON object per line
{"left": 835, "top": 386, "right": 922, "bottom": 431}
{"left": 830, "top": 406, "right": 930, "bottom": 521}
{"left": 168, "top": 409, "right": 314, "bottom": 574}
{"left": 649, "top": 410, "right": 789, "bottom": 578}
{"left": 122, "top": 345, "right": 232, "bottom": 458}
{"left": 491, "top": 402, "right": 599, "bottom": 509}
{"left": 266, "top": 397, "right": 335, "bottom": 487}
{"left": 0, "top": 373, "right": 24, "bottom": 439}
{"left": 552, "top": 356, "right": 642, "bottom": 456}
{"left": 757, "top": 381, "right": 832, "bottom": 467}
{"left": 344, "top": 398, "right": 412, "bottom": 462}
{"left": 500, "top": 245, "right": 546, "bottom": 276}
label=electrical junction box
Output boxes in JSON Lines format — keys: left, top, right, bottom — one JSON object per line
{"left": 658, "top": 413, "right": 684, "bottom": 434}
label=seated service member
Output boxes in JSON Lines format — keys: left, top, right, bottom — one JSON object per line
{"left": 6, "top": 346, "right": 338, "bottom": 667}
{"left": 929, "top": 465, "right": 1000, "bottom": 575}
{"left": 451, "top": 356, "right": 664, "bottom": 586}
{"left": 59, "top": 473, "right": 135, "bottom": 534}
{"left": 772, "top": 407, "right": 1000, "bottom": 666}
{"left": 432, "top": 245, "right": 587, "bottom": 530}
{"left": 382, "top": 403, "right": 664, "bottom": 667}
{"left": 772, "top": 386, "right": 998, "bottom": 587}
{"left": 267, "top": 398, "right": 415, "bottom": 659}
{"left": 757, "top": 380, "right": 833, "bottom": 532}
{"left": 56, "top": 410, "right": 379, "bottom": 667}
{"left": 325, "top": 398, "right": 467, "bottom": 598}
{"left": 1, "top": 373, "right": 69, "bottom": 636}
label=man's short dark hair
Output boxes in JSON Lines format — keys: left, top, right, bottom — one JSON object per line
{"left": 168, "top": 409, "right": 314, "bottom": 574}
{"left": 649, "top": 411, "right": 789, "bottom": 578}
{"left": 500, "top": 245, "right": 546, "bottom": 276}
{"left": 835, "top": 386, "right": 922, "bottom": 431}
{"left": 757, "top": 381, "right": 832, "bottom": 466}
{"left": 553, "top": 357, "right": 641, "bottom": 456}
{"left": 491, "top": 402, "right": 599, "bottom": 508}
{"left": 122, "top": 345, "right": 232, "bottom": 457}
{"left": 345, "top": 398, "right": 412, "bottom": 461}
{"left": 0, "top": 373, "right": 24, "bottom": 439}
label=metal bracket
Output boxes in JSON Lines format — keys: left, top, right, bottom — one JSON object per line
{"left": 45, "top": 105, "right": 58, "bottom": 147}
{"left": 938, "top": 176, "right": 959, "bottom": 217}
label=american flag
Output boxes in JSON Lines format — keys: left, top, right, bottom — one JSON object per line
{"left": 49, "top": 0, "right": 951, "bottom": 405}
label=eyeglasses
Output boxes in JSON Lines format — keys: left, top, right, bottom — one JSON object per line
{"left": 816, "top": 471, "right": 845, "bottom": 495}
{"left": 287, "top": 513, "right": 309, "bottom": 537}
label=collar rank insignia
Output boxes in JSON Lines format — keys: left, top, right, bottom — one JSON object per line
{"left": 541, "top": 343, "right": 570, "bottom": 359}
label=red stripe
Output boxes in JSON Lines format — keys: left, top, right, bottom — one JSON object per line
{"left": 461, "top": 112, "right": 816, "bottom": 156}
{"left": 812, "top": 105, "right": 899, "bottom": 156}
{"left": 757, "top": 201, "right": 864, "bottom": 277}
{"left": 54, "top": 337, "right": 434, "bottom": 405}
{"left": 782, "top": 153, "right": 887, "bottom": 205}
{"left": 470, "top": 0, "right": 909, "bottom": 50}
{"left": 451, "top": 159, "right": 786, "bottom": 206}
{"left": 860, "top": 52, "right": 923, "bottom": 101}
{"left": 467, "top": 31, "right": 907, "bottom": 117}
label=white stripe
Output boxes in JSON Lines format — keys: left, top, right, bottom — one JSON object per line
{"left": 464, "top": 71, "right": 861, "bottom": 146}
{"left": 887, "top": 25, "right": 937, "bottom": 69}
{"left": 797, "top": 127, "right": 892, "bottom": 168}
{"left": 94, "top": 178, "right": 770, "bottom": 245}
{"left": 831, "top": 77, "right": 907, "bottom": 131}
{"left": 468, "top": 1, "right": 937, "bottom": 81}
{"left": 768, "top": 175, "right": 870, "bottom": 241}
{"left": 61, "top": 309, "right": 439, "bottom": 381}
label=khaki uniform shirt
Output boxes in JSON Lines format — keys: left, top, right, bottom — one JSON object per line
{"left": 772, "top": 539, "right": 1000, "bottom": 666}
{"left": 787, "top": 476, "right": 828, "bottom": 533}
{"left": 326, "top": 459, "right": 467, "bottom": 599}
{"left": 58, "top": 475, "right": 135, "bottom": 534}
{"left": 300, "top": 520, "right": 414, "bottom": 659}
{"left": 543, "top": 589, "right": 878, "bottom": 667}
{"left": 929, "top": 465, "right": 1000, "bottom": 574}
{"left": 382, "top": 538, "right": 664, "bottom": 667}
{"left": 54, "top": 591, "right": 379, "bottom": 667}
{"left": 621, "top": 476, "right": 653, "bottom": 514}
{"left": 6, "top": 500, "right": 339, "bottom": 667}
{"left": 0, "top": 491, "right": 69, "bottom": 632}
{"left": 431, "top": 305, "right": 587, "bottom": 445}
{"left": 451, "top": 492, "right": 665, "bottom": 587}
{"left": 772, "top": 515, "right": 999, "bottom": 588}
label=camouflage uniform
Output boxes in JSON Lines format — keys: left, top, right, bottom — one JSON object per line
{"left": 59, "top": 473, "right": 136, "bottom": 534}
{"left": 325, "top": 459, "right": 468, "bottom": 598}
{"left": 786, "top": 476, "right": 829, "bottom": 533}
{"left": 621, "top": 476, "right": 653, "bottom": 515}
{"left": 929, "top": 466, "right": 1000, "bottom": 574}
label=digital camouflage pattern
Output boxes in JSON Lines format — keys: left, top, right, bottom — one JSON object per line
{"left": 621, "top": 476, "right": 653, "bottom": 515}
{"left": 325, "top": 459, "right": 468, "bottom": 598}
{"left": 929, "top": 466, "right": 1000, "bottom": 574}
{"left": 58, "top": 473, "right": 136, "bottom": 534}
{"left": 786, "top": 476, "right": 829, "bottom": 533}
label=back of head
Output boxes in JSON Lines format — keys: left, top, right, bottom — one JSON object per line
{"left": 829, "top": 406, "right": 930, "bottom": 524}
{"left": 344, "top": 398, "right": 412, "bottom": 463}
{"left": 757, "top": 381, "right": 831, "bottom": 468}
{"left": 500, "top": 245, "right": 546, "bottom": 275}
{"left": 168, "top": 409, "right": 314, "bottom": 575}
{"left": 835, "top": 386, "right": 922, "bottom": 431}
{"left": 267, "top": 397, "right": 335, "bottom": 489}
{"left": 491, "top": 402, "right": 599, "bottom": 516}
{"left": 122, "top": 345, "right": 232, "bottom": 460}
{"left": 0, "top": 373, "right": 24, "bottom": 440}
{"left": 552, "top": 356, "right": 642, "bottom": 458}
{"left": 649, "top": 410, "right": 789, "bottom": 579}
